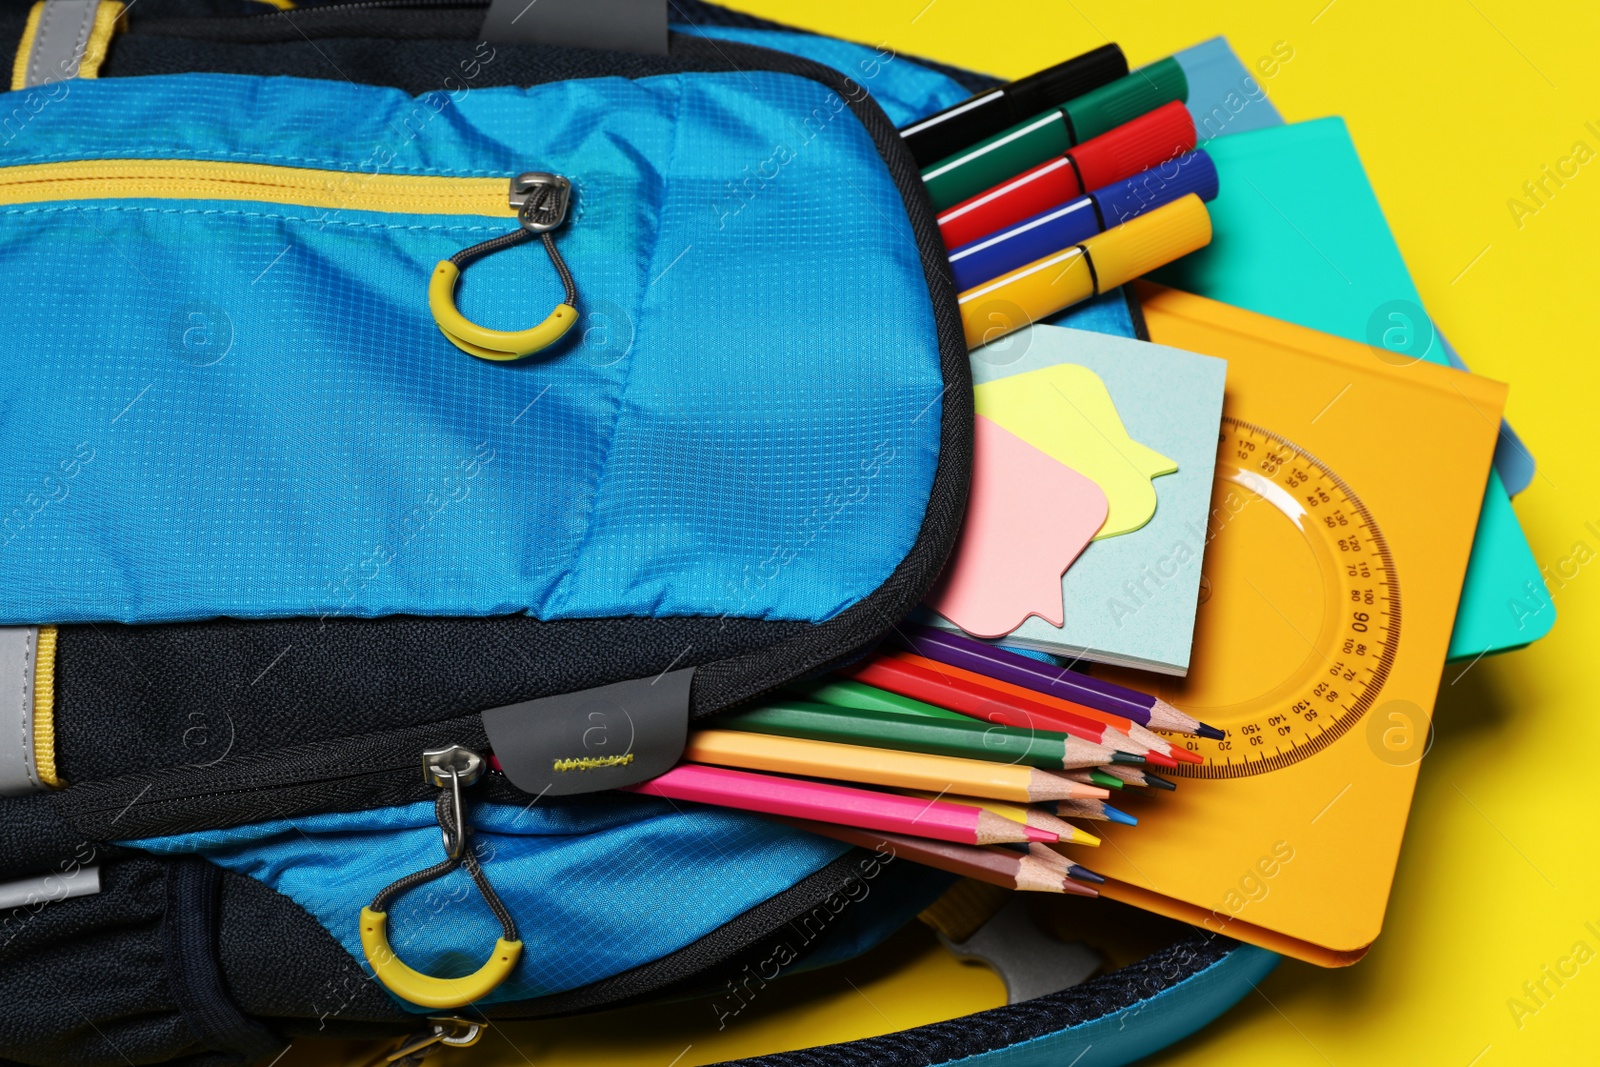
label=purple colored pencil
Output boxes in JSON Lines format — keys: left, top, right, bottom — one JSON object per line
{"left": 897, "top": 624, "right": 1224, "bottom": 739}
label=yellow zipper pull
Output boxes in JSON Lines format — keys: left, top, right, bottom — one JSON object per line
{"left": 429, "top": 172, "right": 580, "bottom": 362}
{"left": 359, "top": 745, "right": 523, "bottom": 1008}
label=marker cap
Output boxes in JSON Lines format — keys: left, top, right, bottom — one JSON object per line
{"left": 1064, "top": 57, "right": 1189, "bottom": 144}
{"left": 937, "top": 156, "right": 1084, "bottom": 250}
{"left": 1092, "top": 150, "right": 1219, "bottom": 230}
{"left": 1006, "top": 43, "right": 1129, "bottom": 117}
{"left": 1083, "top": 193, "right": 1212, "bottom": 293}
{"left": 901, "top": 44, "right": 1127, "bottom": 167}
{"left": 1070, "top": 101, "right": 1197, "bottom": 192}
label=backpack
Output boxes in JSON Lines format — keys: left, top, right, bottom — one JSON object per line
{"left": 0, "top": 2, "right": 1272, "bottom": 1063}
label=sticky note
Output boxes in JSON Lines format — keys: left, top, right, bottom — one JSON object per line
{"left": 925, "top": 416, "right": 1106, "bottom": 638}
{"left": 975, "top": 364, "right": 1176, "bottom": 540}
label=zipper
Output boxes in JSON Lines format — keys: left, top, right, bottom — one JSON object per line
{"left": 0, "top": 159, "right": 514, "bottom": 216}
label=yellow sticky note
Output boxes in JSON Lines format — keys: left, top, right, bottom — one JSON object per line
{"left": 974, "top": 364, "right": 1177, "bottom": 539}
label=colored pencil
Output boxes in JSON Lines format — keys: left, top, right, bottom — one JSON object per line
{"left": 716, "top": 698, "right": 1124, "bottom": 770}
{"left": 839, "top": 655, "right": 1189, "bottom": 764}
{"left": 904, "top": 791, "right": 1101, "bottom": 848}
{"left": 1056, "top": 798, "right": 1138, "bottom": 825}
{"left": 1096, "top": 765, "right": 1177, "bottom": 791}
{"left": 684, "top": 730, "right": 1111, "bottom": 803}
{"left": 1061, "top": 769, "right": 1126, "bottom": 791}
{"left": 1025, "top": 842, "right": 1106, "bottom": 886}
{"left": 781, "top": 818, "right": 1098, "bottom": 897}
{"left": 836, "top": 656, "right": 1146, "bottom": 751}
{"left": 877, "top": 650, "right": 1200, "bottom": 767}
{"left": 898, "top": 623, "right": 1223, "bottom": 739}
{"left": 621, "top": 764, "right": 1051, "bottom": 845}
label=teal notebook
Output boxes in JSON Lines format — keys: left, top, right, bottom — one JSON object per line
{"left": 1151, "top": 117, "right": 1552, "bottom": 658}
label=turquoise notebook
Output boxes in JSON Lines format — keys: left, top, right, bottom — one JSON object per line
{"left": 1151, "top": 116, "right": 1552, "bottom": 658}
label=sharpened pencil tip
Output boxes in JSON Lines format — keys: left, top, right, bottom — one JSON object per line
{"left": 1196, "top": 722, "right": 1226, "bottom": 740}
{"left": 1144, "top": 772, "right": 1177, "bottom": 791}
{"left": 1110, "top": 751, "right": 1146, "bottom": 766}
{"left": 1102, "top": 803, "right": 1137, "bottom": 826}
{"left": 1067, "top": 865, "right": 1106, "bottom": 885}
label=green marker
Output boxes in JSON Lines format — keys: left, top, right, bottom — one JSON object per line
{"left": 921, "top": 57, "right": 1189, "bottom": 212}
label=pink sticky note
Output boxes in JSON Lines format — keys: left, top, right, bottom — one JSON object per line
{"left": 926, "top": 415, "right": 1108, "bottom": 638}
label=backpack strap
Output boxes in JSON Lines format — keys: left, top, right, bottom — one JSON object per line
{"left": 9, "top": 0, "right": 123, "bottom": 91}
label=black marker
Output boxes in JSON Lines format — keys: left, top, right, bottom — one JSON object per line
{"left": 898, "top": 43, "right": 1128, "bottom": 167}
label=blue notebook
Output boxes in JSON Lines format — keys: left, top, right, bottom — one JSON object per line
{"left": 1151, "top": 112, "right": 1552, "bottom": 658}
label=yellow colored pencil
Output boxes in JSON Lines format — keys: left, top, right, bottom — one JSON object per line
{"left": 903, "top": 790, "right": 1101, "bottom": 847}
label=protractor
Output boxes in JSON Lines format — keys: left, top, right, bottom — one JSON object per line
{"left": 1157, "top": 417, "right": 1401, "bottom": 778}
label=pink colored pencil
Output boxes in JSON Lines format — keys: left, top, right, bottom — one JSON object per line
{"left": 622, "top": 763, "right": 1053, "bottom": 845}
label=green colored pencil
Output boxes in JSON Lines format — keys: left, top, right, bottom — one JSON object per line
{"left": 787, "top": 677, "right": 969, "bottom": 720}
{"left": 718, "top": 699, "right": 1119, "bottom": 770}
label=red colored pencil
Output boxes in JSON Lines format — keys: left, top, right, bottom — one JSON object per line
{"left": 877, "top": 651, "right": 1203, "bottom": 766}
{"left": 840, "top": 655, "right": 1201, "bottom": 766}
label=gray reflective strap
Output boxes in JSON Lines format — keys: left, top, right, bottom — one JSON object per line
{"left": 0, "top": 864, "right": 99, "bottom": 909}
{"left": 19, "top": 0, "right": 101, "bottom": 89}
{"left": 0, "top": 627, "right": 44, "bottom": 796}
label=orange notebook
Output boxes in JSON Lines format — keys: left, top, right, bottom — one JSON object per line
{"left": 1081, "top": 284, "right": 1508, "bottom": 966}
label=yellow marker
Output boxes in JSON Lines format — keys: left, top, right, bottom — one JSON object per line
{"left": 958, "top": 193, "right": 1212, "bottom": 351}
{"left": 975, "top": 364, "right": 1177, "bottom": 540}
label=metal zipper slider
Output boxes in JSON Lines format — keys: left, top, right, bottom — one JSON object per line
{"left": 358, "top": 1015, "right": 486, "bottom": 1067}
{"left": 508, "top": 172, "right": 571, "bottom": 233}
{"left": 422, "top": 744, "right": 484, "bottom": 860}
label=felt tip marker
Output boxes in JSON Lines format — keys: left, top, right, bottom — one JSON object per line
{"left": 922, "top": 56, "right": 1189, "bottom": 211}
{"left": 959, "top": 193, "right": 1213, "bottom": 351}
{"left": 949, "top": 149, "right": 1218, "bottom": 291}
{"left": 938, "top": 101, "right": 1197, "bottom": 251}
{"left": 899, "top": 44, "right": 1128, "bottom": 168}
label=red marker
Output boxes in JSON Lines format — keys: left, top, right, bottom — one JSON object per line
{"left": 937, "top": 100, "right": 1196, "bottom": 250}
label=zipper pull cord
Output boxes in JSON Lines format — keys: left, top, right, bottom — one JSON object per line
{"left": 429, "top": 172, "right": 580, "bottom": 362}
{"left": 359, "top": 746, "right": 523, "bottom": 1009}
{"left": 369, "top": 789, "right": 520, "bottom": 941}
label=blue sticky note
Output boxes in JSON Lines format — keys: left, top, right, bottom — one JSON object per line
{"left": 953, "top": 326, "right": 1227, "bottom": 675}
{"left": 1151, "top": 116, "right": 1552, "bottom": 657}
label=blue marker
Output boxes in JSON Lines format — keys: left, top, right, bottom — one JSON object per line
{"left": 949, "top": 150, "right": 1219, "bottom": 292}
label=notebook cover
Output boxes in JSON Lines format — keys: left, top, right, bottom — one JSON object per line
{"left": 1078, "top": 284, "right": 1505, "bottom": 964}
{"left": 1149, "top": 116, "right": 1550, "bottom": 660}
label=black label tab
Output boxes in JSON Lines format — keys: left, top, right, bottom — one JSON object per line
{"left": 480, "top": 0, "right": 668, "bottom": 56}
{"left": 481, "top": 668, "right": 693, "bottom": 796}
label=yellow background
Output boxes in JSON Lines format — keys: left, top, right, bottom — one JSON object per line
{"left": 284, "top": 3, "right": 1600, "bottom": 1065}
{"left": 726, "top": 1, "right": 1598, "bottom": 1063}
